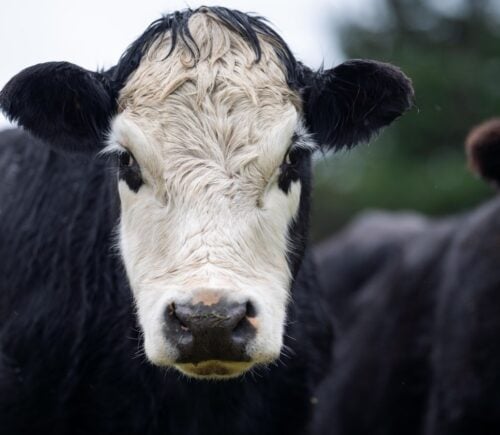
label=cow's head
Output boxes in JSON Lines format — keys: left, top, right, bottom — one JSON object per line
{"left": 0, "top": 7, "right": 413, "bottom": 379}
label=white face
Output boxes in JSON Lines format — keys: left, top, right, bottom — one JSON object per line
{"left": 108, "top": 112, "right": 303, "bottom": 377}
{"left": 103, "top": 13, "right": 313, "bottom": 379}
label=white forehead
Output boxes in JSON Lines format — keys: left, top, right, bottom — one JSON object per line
{"left": 110, "top": 106, "right": 299, "bottom": 168}
{"left": 118, "top": 11, "right": 300, "bottom": 111}
{"left": 107, "top": 12, "right": 306, "bottom": 199}
{"left": 113, "top": 13, "right": 300, "bottom": 160}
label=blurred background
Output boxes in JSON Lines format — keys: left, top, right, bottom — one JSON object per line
{"left": 1, "top": 0, "right": 499, "bottom": 241}
{"left": 312, "top": 0, "right": 500, "bottom": 240}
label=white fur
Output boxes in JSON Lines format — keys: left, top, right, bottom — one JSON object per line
{"left": 106, "top": 12, "right": 310, "bottom": 377}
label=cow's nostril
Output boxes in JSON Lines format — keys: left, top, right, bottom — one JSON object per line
{"left": 166, "top": 303, "right": 191, "bottom": 332}
{"left": 233, "top": 300, "right": 257, "bottom": 342}
{"left": 167, "top": 302, "right": 176, "bottom": 319}
{"left": 245, "top": 301, "right": 257, "bottom": 318}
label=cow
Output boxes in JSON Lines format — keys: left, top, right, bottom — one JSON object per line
{"left": 0, "top": 7, "right": 413, "bottom": 435}
{"left": 312, "top": 118, "right": 500, "bottom": 435}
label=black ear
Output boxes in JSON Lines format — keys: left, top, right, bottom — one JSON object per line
{"left": 0, "top": 62, "right": 117, "bottom": 153}
{"left": 302, "top": 59, "right": 414, "bottom": 150}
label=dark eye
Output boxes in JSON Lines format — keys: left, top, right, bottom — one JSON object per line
{"left": 118, "top": 150, "right": 143, "bottom": 192}
{"left": 119, "top": 150, "right": 135, "bottom": 168}
{"left": 278, "top": 148, "right": 307, "bottom": 193}
{"left": 280, "top": 147, "right": 304, "bottom": 174}
{"left": 283, "top": 148, "right": 299, "bottom": 168}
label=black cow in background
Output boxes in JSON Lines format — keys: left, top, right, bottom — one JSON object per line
{"left": 313, "top": 119, "right": 500, "bottom": 435}
{"left": 0, "top": 7, "right": 413, "bottom": 435}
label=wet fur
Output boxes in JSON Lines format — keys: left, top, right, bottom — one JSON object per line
{"left": 0, "top": 128, "right": 332, "bottom": 435}
{"left": 0, "top": 6, "right": 413, "bottom": 434}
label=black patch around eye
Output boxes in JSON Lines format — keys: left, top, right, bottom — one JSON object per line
{"left": 278, "top": 147, "right": 308, "bottom": 193}
{"left": 118, "top": 151, "right": 143, "bottom": 193}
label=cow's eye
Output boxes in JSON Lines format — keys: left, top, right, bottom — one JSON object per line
{"left": 119, "top": 150, "right": 136, "bottom": 168}
{"left": 282, "top": 148, "right": 299, "bottom": 168}
{"left": 118, "top": 150, "right": 143, "bottom": 192}
{"left": 277, "top": 147, "right": 307, "bottom": 193}
{"left": 280, "top": 147, "right": 305, "bottom": 175}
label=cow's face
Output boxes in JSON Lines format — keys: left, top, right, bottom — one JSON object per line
{"left": 0, "top": 7, "right": 413, "bottom": 379}
{"left": 106, "top": 19, "right": 311, "bottom": 375}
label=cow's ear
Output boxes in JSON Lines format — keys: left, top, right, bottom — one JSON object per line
{"left": 302, "top": 60, "right": 414, "bottom": 151}
{"left": 465, "top": 118, "right": 500, "bottom": 187}
{"left": 0, "top": 62, "right": 116, "bottom": 153}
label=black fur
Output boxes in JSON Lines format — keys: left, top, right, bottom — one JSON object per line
{"left": 312, "top": 183, "right": 500, "bottom": 433}
{"left": 0, "top": 7, "right": 414, "bottom": 434}
{"left": 0, "top": 62, "right": 116, "bottom": 153}
{"left": 303, "top": 60, "right": 414, "bottom": 150}
{"left": 282, "top": 149, "right": 314, "bottom": 278}
{"left": 0, "top": 128, "right": 332, "bottom": 435}
{"left": 425, "top": 198, "right": 500, "bottom": 435}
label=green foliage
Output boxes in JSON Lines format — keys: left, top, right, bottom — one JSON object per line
{"left": 311, "top": 0, "right": 499, "bottom": 241}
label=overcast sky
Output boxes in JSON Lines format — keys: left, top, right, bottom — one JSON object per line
{"left": 0, "top": 0, "right": 377, "bottom": 128}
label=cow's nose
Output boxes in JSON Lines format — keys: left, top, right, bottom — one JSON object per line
{"left": 165, "top": 298, "right": 257, "bottom": 363}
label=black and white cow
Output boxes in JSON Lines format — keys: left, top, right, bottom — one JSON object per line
{"left": 313, "top": 119, "right": 500, "bottom": 435}
{"left": 0, "top": 7, "right": 412, "bottom": 435}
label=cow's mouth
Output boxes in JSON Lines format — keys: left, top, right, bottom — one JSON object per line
{"left": 175, "top": 360, "right": 254, "bottom": 379}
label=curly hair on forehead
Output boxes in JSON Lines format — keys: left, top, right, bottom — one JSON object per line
{"left": 110, "top": 6, "right": 304, "bottom": 91}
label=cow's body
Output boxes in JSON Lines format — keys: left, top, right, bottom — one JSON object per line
{"left": 0, "top": 128, "right": 332, "bottom": 435}
{"left": 313, "top": 121, "right": 500, "bottom": 435}
{"left": 0, "top": 7, "right": 413, "bottom": 434}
